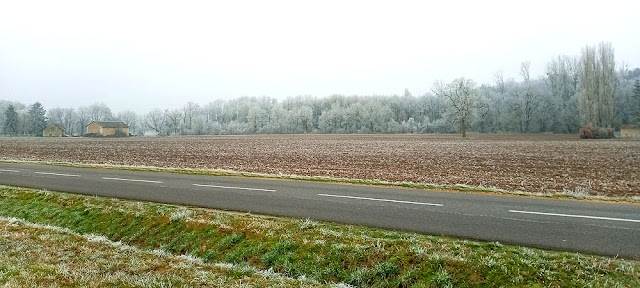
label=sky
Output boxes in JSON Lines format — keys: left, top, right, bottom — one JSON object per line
{"left": 0, "top": 0, "right": 638, "bottom": 114}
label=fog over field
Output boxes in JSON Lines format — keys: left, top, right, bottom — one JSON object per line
{"left": 0, "top": 0, "right": 638, "bottom": 114}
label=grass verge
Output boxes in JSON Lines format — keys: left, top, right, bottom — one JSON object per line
{"left": 0, "top": 217, "right": 325, "bottom": 287}
{"left": 3, "top": 159, "right": 638, "bottom": 203}
{"left": 0, "top": 185, "right": 638, "bottom": 287}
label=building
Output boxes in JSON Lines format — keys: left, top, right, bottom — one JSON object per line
{"left": 620, "top": 125, "right": 639, "bottom": 138}
{"left": 42, "top": 123, "right": 65, "bottom": 137}
{"left": 86, "top": 121, "right": 130, "bottom": 136}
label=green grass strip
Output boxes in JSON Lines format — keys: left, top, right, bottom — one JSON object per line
{"left": 0, "top": 186, "right": 638, "bottom": 287}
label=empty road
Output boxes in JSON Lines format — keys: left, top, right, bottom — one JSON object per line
{"left": 0, "top": 162, "right": 638, "bottom": 258}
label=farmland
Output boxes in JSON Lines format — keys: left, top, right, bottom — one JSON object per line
{"left": 1, "top": 134, "right": 638, "bottom": 197}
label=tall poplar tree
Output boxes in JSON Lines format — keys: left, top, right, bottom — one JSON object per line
{"left": 633, "top": 79, "right": 640, "bottom": 125}
{"left": 578, "top": 42, "right": 616, "bottom": 127}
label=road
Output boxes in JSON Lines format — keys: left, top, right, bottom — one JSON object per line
{"left": 0, "top": 162, "right": 638, "bottom": 258}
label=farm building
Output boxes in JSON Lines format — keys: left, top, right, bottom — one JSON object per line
{"left": 86, "top": 121, "right": 130, "bottom": 137}
{"left": 42, "top": 123, "right": 66, "bottom": 137}
{"left": 620, "top": 125, "right": 639, "bottom": 138}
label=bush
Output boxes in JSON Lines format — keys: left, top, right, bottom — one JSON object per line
{"left": 579, "top": 124, "right": 614, "bottom": 139}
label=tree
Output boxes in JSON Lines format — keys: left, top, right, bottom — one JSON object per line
{"left": 144, "top": 109, "right": 167, "bottom": 135}
{"left": 88, "top": 102, "right": 113, "bottom": 121}
{"left": 546, "top": 55, "right": 580, "bottom": 132}
{"left": 519, "top": 61, "right": 537, "bottom": 133}
{"left": 117, "top": 110, "right": 138, "bottom": 135}
{"left": 318, "top": 103, "right": 344, "bottom": 133}
{"left": 26, "top": 102, "right": 47, "bottom": 136}
{"left": 578, "top": 42, "right": 616, "bottom": 127}
{"left": 75, "top": 106, "right": 90, "bottom": 136}
{"left": 165, "top": 109, "right": 182, "bottom": 135}
{"left": 192, "top": 115, "right": 207, "bottom": 135}
{"left": 3, "top": 105, "right": 19, "bottom": 136}
{"left": 361, "top": 100, "right": 393, "bottom": 133}
{"left": 246, "top": 105, "right": 267, "bottom": 132}
{"left": 181, "top": 102, "right": 200, "bottom": 134}
{"left": 633, "top": 79, "right": 640, "bottom": 125}
{"left": 47, "top": 107, "right": 75, "bottom": 135}
{"left": 433, "top": 78, "right": 477, "bottom": 137}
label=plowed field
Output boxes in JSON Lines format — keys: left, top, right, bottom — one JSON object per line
{"left": 1, "top": 134, "right": 638, "bottom": 197}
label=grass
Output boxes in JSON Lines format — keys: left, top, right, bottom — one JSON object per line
{"left": 4, "top": 159, "right": 639, "bottom": 204}
{"left": 0, "top": 185, "right": 638, "bottom": 287}
{"left": 0, "top": 217, "right": 325, "bottom": 288}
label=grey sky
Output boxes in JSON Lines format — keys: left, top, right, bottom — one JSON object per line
{"left": 1, "top": 0, "right": 638, "bottom": 114}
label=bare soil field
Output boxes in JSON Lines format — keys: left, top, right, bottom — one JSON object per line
{"left": 1, "top": 134, "right": 638, "bottom": 197}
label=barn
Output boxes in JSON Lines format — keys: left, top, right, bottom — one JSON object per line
{"left": 620, "top": 125, "right": 639, "bottom": 138}
{"left": 42, "top": 123, "right": 66, "bottom": 137}
{"left": 86, "top": 121, "right": 130, "bottom": 137}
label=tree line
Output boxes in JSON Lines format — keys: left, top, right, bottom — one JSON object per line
{"left": 2, "top": 42, "right": 640, "bottom": 137}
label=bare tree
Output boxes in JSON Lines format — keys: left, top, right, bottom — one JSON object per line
{"left": 520, "top": 61, "right": 537, "bottom": 133}
{"left": 46, "top": 107, "right": 75, "bottom": 135}
{"left": 182, "top": 102, "right": 200, "bottom": 134}
{"left": 165, "top": 109, "right": 182, "bottom": 135}
{"left": 88, "top": 102, "right": 113, "bottom": 121}
{"left": 494, "top": 70, "right": 506, "bottom": 96}
{"left": 144, "top": 109, "right": 167, "bottom": 135}
{"left": 546, "top": 55, "right": 580, "bottom": 132}
{"left": 75, "top": 106, "right": 90, "bottom": 136}
{"left": 117, "top": 110, "right": 138, "bottom": 135}
{"left": 633, "top": 79, "right": 640, "bottom": 125}
{"left": 433, "top": 78, "right": 477, "bottom": 137}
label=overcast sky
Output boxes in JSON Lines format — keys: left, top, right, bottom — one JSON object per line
{"left": 1, "top": 0, "right": 638, "bottom": 114}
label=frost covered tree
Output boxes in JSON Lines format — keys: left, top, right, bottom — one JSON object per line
{"left": 144, "top": 109, "right": 168, "bottom": 135}
{"left": 633, "top": 79, "right": 640, "bottom": 125}
{"left": 3, "top": 105, "right": 19, "bottom": 136}
{"left": 578, "top": 42, "right": 616, "bottom": 127}
{"left": 546, "top": 55, "right": 580, "bottom": 132}
{"left": 87, "top": 102, "right": 113, "bottom": 121}
{"left": 26, "top": 102, "right": 47, "bottom": 136}
{"left": 433, "top": 78, "right": 477, "bottom": 137}
{"left": 117, "top": 110, "right": 139, "bottom": 135}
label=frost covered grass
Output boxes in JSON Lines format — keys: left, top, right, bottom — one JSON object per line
{"left": 0, "top": 185, "right": 638, "bottom": 287}
{"left": 0, "top": 217, "right": 325, "bottom": 288}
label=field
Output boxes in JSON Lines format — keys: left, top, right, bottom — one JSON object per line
{"left": 1, "top": 134, "right": 639, "bottom": 197}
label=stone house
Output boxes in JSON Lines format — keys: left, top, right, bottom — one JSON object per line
{"left": 86, "top": 121, "right": 130, "bottom": 136}
{"left": 42, "top": 123, "right": 65, "bottom": 137}
{"left": 620, "top": 125, "right": 639, "bottom": 138}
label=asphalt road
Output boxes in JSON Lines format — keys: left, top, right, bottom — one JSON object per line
{"left": 0, "top": 162, "right": 638, "bottom": 258}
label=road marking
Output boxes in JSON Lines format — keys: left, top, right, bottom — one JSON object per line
{"left": 509, "top": 210, "right": 640, "bottom": 223}
{"left": 0, "top": 169, "right": 20, "bottom": 173}
{"left": 318, "top": 194, "right": 443, "bottom": 207}
{"left": 193, "top": 184, "right": 276, "bottom": 192}
{"left": 35, "top": 172, "right": 80, "bottom": 177}
{"left": 102, "top": 177, "right": 163, "bottom": 184}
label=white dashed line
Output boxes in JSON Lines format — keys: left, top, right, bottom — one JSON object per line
{"left": 0, "top": 169, "right": 20, "bottom": 173}
{"left": 509, "top": 210, "right": 640, "bottom": 223}
{"left": 35, "top": 172, "right": 80, "bottom": 177}
{"left": 102, "top": 177, "right": 163, "bottom": 184}
{"left": 193, "top": 184, "right": 276, "bottom": 192}
{"left": 318, "top": 194, "right": 443, "bottom": 207}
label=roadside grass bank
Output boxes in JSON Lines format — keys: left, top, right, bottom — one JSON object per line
{"left": 0, "top": 217, "right": 325, "bottom": 287}
{"left": 0, "top": 186, "right": 638, "bottom": 287}
{"left": 4, "top": 159, "right": 639, "bottom": 204}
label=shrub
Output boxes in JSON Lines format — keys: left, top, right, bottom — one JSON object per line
{"left": 579, "top": 124, "right": 614, "bottom": 139}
